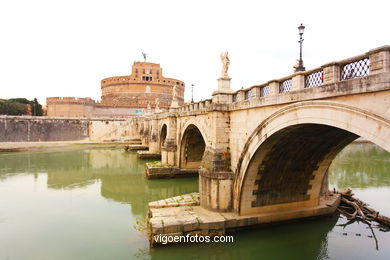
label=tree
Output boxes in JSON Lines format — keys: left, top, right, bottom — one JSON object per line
{"left": 0, "top": 98, "right": 43, "bottom": 116}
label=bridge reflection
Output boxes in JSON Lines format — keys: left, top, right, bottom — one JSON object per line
{"left": 0, "top": 148, "right": 198, "bottom": 216}
{"left": 145, "top": 215, "right": 338, "bottom": 260}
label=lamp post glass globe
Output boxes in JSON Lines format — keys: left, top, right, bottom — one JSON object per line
{"left": 298, "top": 24, "right": 305, "bottom": 35}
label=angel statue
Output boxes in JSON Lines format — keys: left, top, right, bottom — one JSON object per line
{"left": 220, "top": 51, "right": 230, "bottom": 77}
{"left": 155, "top": 97, "right": 160, "bottom": 110}
{"left": 172, "top": 84, "right": 178, "bottom": 99}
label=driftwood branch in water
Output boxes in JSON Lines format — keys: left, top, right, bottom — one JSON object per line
{"left": 336, "top": 189, "right": 390, "bottom": 227}
{"left": 367, "top": 223, "right": 379, "bottom": 251}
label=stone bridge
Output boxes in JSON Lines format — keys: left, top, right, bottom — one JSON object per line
{"left": 136, "top": 46, "right": 390, "bottom": 239}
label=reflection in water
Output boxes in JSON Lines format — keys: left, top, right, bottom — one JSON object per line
{"left": 0, "top": 144, "right": 390, "bottom": 260}
{"left": 0, "top": 149, "right": 198, "bottom": 216}
{"left": 329, "top": 143, "right": 390, "bottom": 189}
{"left": 100, "top": 174, "right": 197, "bottom": 215}
{"left": 147, "top": 216, "right": 338, "bottom": 260}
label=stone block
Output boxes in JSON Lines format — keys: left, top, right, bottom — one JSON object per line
{"left": 137, "top": 151, "right": 161, "bottom": 160}
{"left": 145, "top": 163, "right": 198, "bottom": 179}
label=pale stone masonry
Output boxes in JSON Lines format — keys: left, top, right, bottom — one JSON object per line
{"left": 136, "top": 46, "right": 390, "bottom": 245}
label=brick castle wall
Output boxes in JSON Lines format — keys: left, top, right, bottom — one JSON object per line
{"left": 47, "top": 61, "right": 185, "bottom": 117}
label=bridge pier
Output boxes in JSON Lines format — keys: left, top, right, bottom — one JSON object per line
{"left": 148, "top": 117, "right": 159, "bottom": 154}
{"left": 141, "top": 118, "right": 150, "bottom": 146}
{"left": 161, "top": 115, "right": 177, "bottom": 166}
{"left": 137, "top": 117, "right": 160, "bottom": 159}
{"left": 199, "top": 168, "right": 234, "bottom": 212}
{"left": 199, "top": 110, "right": 235, "bottom": 212}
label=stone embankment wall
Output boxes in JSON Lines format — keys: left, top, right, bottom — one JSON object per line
{"left": 0, "top": 116, "right": 140, "bottom": 142}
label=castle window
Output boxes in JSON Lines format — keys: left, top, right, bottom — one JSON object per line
{"left": 142, "top": 76, "right": 153, "bottom": 81}
{"left": 135, "top": 69, "right": 138, "bottom": 73}
{"left": 142, "top": 69, "right": 145, "bottom": 74}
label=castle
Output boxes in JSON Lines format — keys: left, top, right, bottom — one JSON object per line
{"left": 47, "top": 61, "right": 185, "bottom": 117}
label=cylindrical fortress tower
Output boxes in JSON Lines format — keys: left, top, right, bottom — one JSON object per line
{"left": 101, "top": 62, "right": 185, "bottom": 109}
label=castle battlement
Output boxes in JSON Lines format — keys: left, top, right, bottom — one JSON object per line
{"left": 100, "top": 75, "right": 184, "bottom": 88}
{"left": 47, "top": 97, "right": 96, "bottom": 105}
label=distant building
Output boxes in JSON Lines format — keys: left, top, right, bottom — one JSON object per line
{"left": 47, "top": 61, "right": 185, "bottom": 117}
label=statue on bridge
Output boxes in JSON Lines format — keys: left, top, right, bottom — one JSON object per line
{"left": 170, "top": 84, "right": 179, "bottom": 108}
{"left": 220, "top": 51, "right": 230, "bottom": 78}
{"left": 172, "top": 84, "right": 178, "bottom": 99}
{"left": 155, "top": 97, "right": 160, "bottom": 112}
{"left": 146, "top": 103, "right": 151, "bottom": 114}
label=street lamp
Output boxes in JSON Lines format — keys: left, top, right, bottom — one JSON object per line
{"left": 296, "top": 23, "right": 306, "bottom": 72}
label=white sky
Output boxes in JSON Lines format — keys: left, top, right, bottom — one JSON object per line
{"left": 0, "top": 0, "right": 389, "bottom": 105}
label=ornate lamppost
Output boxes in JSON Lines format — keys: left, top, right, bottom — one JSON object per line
{"left": 295, "top": 23, "right": 306, "bottom": 72}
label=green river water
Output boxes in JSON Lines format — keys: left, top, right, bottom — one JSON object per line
{"left": 0, "top": 143, "right": 389, "bottom": 260}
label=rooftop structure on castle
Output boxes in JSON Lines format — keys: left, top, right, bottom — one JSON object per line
{"left": 47, "top": 61, "right": 185, "bottom": 117}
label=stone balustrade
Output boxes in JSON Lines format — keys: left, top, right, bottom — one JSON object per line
{"left": 176, "top": 99, "right": 213, "bottom": 112}
{"left": 167, "top": 45, "right": 389, "bottom": 114}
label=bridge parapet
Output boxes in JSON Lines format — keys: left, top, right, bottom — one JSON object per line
{"left": 226, "top": 45, "right": 390, "bottom": 111}
{"left": 177, "top": 98, "right": 213, "bottom": 113}
{"left": 166, "top": 46, "right": 389, "bottom": 116}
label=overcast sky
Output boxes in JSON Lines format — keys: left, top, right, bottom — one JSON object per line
{"left": 0, "top": 0, "right": 389, "bottom": 105}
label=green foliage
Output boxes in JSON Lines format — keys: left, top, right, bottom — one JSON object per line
{"left": 8, "top": 98, "right": 30, "bottom": 104}
{"left": 0, "top": 98, "right": 43, "bottom": 116}
{"left": 133, "top": 216, "right": 148, "bottom": 232}
{"left": 0, "top": 99, "right": 27, "bottom": 115}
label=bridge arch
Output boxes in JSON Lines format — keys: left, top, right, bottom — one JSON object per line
{"left": 234, "top": 101, "right": 390, "bottom": 215}
{"left": 159, "top": 123, "right": 167, "bottom": 149}
{"left": 179, "top": 124, "right": 206, "bottom": 169}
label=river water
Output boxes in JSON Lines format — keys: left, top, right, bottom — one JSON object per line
{"left": 0, "top": 143, "right": 389, "bottom": 260}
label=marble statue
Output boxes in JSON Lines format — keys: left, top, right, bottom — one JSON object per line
{"left": 172, "top": 84, "right": 178, "bottom": 99}
{"left": 220, "top": 51, "right": 230, "bottom": 77}
{"left": 155, "top": 98, "right": 160, "bottom": 110}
